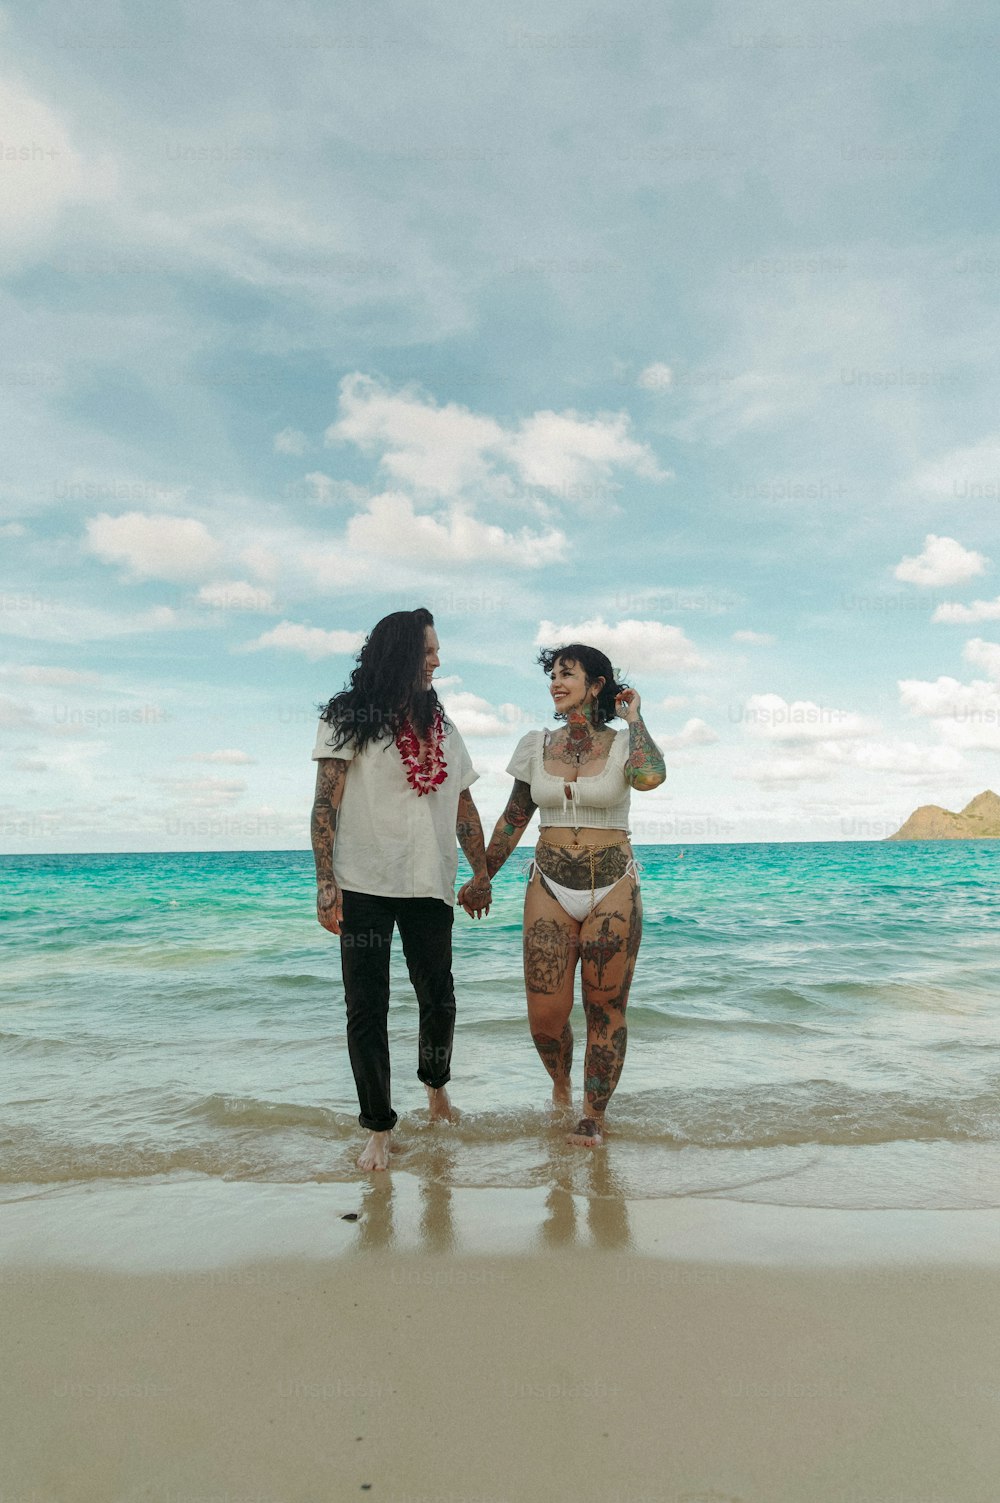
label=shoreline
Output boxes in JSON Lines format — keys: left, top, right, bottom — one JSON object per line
{"left": 3, "top": 1173, "right": 1000, "bottom": 1271}
{"left": 3, "top": 1179, "right": 1000, "bottom": 1502}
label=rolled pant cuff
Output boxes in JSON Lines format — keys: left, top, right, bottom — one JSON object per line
{"left": 417, "top": 1069, "right": 452, "bottom": 1091}
{"left": 358, "top": 1111, "right": 398, "bottom": 1133}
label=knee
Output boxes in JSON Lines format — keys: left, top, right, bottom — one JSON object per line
{"left": 418, "top": 981, "right": 456, "bottom": 1015}
{"left": 529, "top": 1003, "right": 569, "bottom": 1039}
{"left": 344, "top": 985, "right": 390, "bottom": 1022}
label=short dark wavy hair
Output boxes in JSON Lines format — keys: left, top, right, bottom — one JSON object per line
{"left": 318, "top": 607, "right": 441, "bottom": 754}
{"left": 536, "top": 641, "right": 628, "bottom": 727}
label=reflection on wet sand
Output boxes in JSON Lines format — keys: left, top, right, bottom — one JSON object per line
{"left": 538, "top": 1136, "right": 632, "bottom": 1251}
{"left": 349, "top": 1129, "right": 634, "bottom": 1253}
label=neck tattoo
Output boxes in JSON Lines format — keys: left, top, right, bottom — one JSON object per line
{"left": 565, "top": 707, "right": 595, "bottom": 764}
{"left": 565, "top": 707, "right": 594, "bottom": 845}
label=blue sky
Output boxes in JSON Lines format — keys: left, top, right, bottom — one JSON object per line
{"left": 3, "top": 0, "right": 1000, "bottom": 851}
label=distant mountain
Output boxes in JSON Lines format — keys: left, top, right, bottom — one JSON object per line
{"left": 887, "top": 790, "right": 1000, "bottom": 840}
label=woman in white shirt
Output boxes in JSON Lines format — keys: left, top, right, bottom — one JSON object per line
{"left": 467, "top": 642, "right": 665, "bottom": 1147}
{"left": 311, "top": 608, "right": 491, "bottom": 1172}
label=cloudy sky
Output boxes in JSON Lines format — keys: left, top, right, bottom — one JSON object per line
{"left": 3, "top": 0, "right": 1000, "bottom": 851}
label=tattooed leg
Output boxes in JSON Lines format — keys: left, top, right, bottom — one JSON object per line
{"left": 524, "top": 862, "right": 580, "bottom": 1109}
{"left": 578, "top": 913, "right": 625, "bottom": 990}
{"left": 530, "top": 1021, "right": 574, "bottom": 1107}
{"left": 569, "top": 875, "right": 642, "bottom": 1147}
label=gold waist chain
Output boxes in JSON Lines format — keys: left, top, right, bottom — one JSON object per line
{"left": 536, "top": 839, "right": 630, "bottom": 907}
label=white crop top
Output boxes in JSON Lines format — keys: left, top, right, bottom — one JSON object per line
{"left": 506, "top": 729, "right": 632, "bottom": 830}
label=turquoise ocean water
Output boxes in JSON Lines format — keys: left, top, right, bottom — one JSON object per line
{"left": 2, "top": 843, "right": 999, "bottom": 1208}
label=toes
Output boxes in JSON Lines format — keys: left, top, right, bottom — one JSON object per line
{"left": 566, "top": 1116, "right": 603, "bottom": 1146}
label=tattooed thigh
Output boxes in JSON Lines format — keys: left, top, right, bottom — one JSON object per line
{"left": 581, "top": 879, "right": 641, "bottom": 1003}
{"left": 524, "top": 916, "right": 575, "bottom": 996}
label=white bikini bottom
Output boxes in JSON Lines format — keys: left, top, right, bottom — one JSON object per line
{"left": 529, "top": 850, "right": 639, "bottom": 922}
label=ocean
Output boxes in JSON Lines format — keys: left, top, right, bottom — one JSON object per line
{"left": 3, "top": 842, "right": 999, "bottom": 1209}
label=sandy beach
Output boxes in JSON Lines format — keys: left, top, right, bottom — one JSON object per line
{"left": 2, "top": 1177, "right": 999, "bottom": 1503}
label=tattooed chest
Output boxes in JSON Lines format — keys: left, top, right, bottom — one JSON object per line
{"left": 542, "top": 730, "right": 615, "bottom": 775}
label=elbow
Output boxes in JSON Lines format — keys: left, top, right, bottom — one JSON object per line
{"left": 630, "top": 771, "right": 666, "bottom": 793}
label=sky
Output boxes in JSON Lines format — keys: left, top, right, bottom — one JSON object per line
{"left": 3, "top": 0, "right": 1000, "bottom": 851}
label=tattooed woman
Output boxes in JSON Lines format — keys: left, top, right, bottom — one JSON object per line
{"left": 465, "top": 643, "right": 666, "bottom": 1147}
{"left": 311, "top": 608, "right": 492, "bottom": 1172}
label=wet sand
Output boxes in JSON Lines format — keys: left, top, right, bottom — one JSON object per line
{"left": 2, "top": 1176, "right": 999, "bottom": 1503}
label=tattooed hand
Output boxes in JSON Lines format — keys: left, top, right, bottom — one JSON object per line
{"left": 316, "top": 878, "right": 343, "bottom": 935}
{"left": 458, "top": 876, "right": 492, "bottom": 919}
{"left": 619, "top": 692, "right": 667, "bottom": 791}
{"left": 615, "top": 688, "right": 641, "bottom": 723}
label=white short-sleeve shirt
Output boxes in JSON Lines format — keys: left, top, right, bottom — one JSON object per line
{"left": 312, "top": 715, "right": 479, "bottom": 905}
{"left": 506, "top": 728, "right": 632, "bottom": 830}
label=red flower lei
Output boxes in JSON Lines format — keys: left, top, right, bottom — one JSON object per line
{"left": 395, "top": 706, "right": 448, "bottom": 795}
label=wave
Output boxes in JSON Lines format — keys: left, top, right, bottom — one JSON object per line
{"left": 4, "top": 1079, "right": 1000, "bottom": 1191}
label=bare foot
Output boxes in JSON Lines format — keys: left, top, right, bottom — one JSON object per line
{"left": 357, "top": 1131, "right": 392, "bottom": 1171}
{"left": 551, "top": 1081, "right": 572, "bottom": 1110}
{"left": 425, "top": 1084, "right": 453, "bottom": 1123}
{"left": 567, "top": 1116, "right": 604, "bottom": 1148}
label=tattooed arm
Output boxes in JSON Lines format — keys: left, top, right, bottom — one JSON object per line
{"left": 617, "top": 689, "right": 666, "bottom": 792}
{"left": 456, "top": 789, "right": 492, "bottom": 917}
{"left": 485, "top": 778, "right": 538, "bottom": 878}
{"left": 310, "top": 756, "right": 348, "bottom": 933}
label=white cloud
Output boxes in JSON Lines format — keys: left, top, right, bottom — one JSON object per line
{"left": 441, "top": 692, "right": 531, "bottom": 738}
{"left": 0, "top": 522, "right": 26, "bottom": 538}
{"left": 894, "top": 534, "right": 988, "bottom": 587}
{"left": 535, "top": 617, "right": 705, "bottom": 673}
{"left": 848, "top": 740, "right": 965, "bottom": 775}
{"left": 326, "top": 373, "right": 668, "bottom": 501}
{"left": 327, "top": 374, "right": 504, "bottom": 495}
{"left": 659, "top": 717, "right": 719, "bottom": 750}
{"left": 0, "top": 695, "right": 38, "bottom": 730}
{"left": 897, "top": 668, "right": 1000, "bottom": 750}
{"left": 636, "top": 363, "right": 673, "bottom": 391}
{"left": 183, "top": 749, "right": 257, "bottom": 765}
{"left": 197, "top": 580, "right": 277, "bottom": 612}
{"left": 303, "top": 472, "right": 334, "bottom": 504}
{"left": 732, "top": 629, "right": 775, "bottom": 645}
{"left": 932, "top": 595, "right": 1000, "bottom": 624}
{"left": 0, "top": 602, "right": 177, "bottom": 643}
{"left": 346, "top": 492, "right": 566, "bottom": 568}
{"left": 241, "top": 621, "right": 364, "bottom": 660}
{"left": 740, "top": 694, "right": 875, "bottom": 742}
{"left": 737, "top": 735, "right": 964, "bottom": 784}
{"left": 85, "top": 512, "right": 221, "bottom": 582}
{"left": 157, "top": 775, "right": 247, "bottom": 808}
{"left": 660, "top": 694, "right": 692, "bottom": 710}
{"left": 240, "top": 543, "right": 282, "bottom": 582}
{"left": 0, "top": 76, "right": 116, "bottom": 262}
{"left": 911, "top": 439, "right": 1000, "bottom": 502}
{"left": 0, "top": 664, "right": 101, "bottom": 687}
{"left": 274, "top": 427, "right": 308, "bottom": 455}
{"left": 735, "top": 754, "right": 836, "bottom": 785}
{"left": 504, "top": 409, "right": 669, "bottom": 493}
{"left": 963, "top": 637, "right": 1000, "bottom": 684}
{"left": 937, "top": 719, "right": 1000, "bottom": 753}
{"left": 296, "top": 473, "right": 370, "bottom": 507}
{"left": 898, "top": 674, "right": 1000, "bottom": 720}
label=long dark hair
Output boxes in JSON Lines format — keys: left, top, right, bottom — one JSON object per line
{"left": 318, "top": 607, "right": 442, "bottom": 754}
{"left": 537, "top": 641, "right": 628, "bottom": 728}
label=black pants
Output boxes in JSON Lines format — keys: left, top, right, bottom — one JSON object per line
{"left": 339, "top": 889, "right": 456, "bottom": 1132}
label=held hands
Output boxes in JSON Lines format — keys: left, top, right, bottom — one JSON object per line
{"left": 615, "top": 687, "right": 642, "bottom": 723}
{"left": 316, "top": 878, "right": 343, "bottom": 935}
{"left": 457, "top": 874, "right": 492, "bottom": 919}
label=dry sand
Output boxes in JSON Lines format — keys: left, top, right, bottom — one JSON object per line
{"left": 2, "top": 1176, "right": 999, "bottom": 1503}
